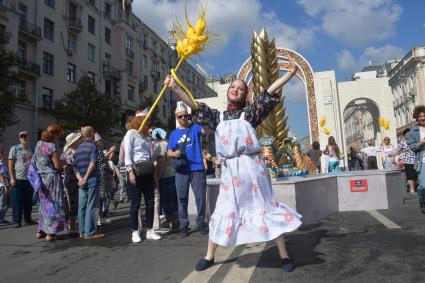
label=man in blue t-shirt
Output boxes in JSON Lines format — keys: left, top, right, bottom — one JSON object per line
{"left": 74, "top": 126, "right": 103, "bottom": 239}
{"left": 168, "top": 102, "right": 209, "bottom": 236}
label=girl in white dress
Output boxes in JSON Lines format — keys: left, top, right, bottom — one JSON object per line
{"left": 165, "top": 58, "right": 302, "bottom": 272}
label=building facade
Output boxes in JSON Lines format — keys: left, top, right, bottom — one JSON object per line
{"left": 0, "top": 0, "right": 216, "bottom": 149}
{"left": 388, "top": 46, "right": 425, "bottom": 134}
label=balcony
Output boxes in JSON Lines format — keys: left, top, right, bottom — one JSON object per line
{"left": 18, "top": 59, "right": 40, "bottom": 78}
{"left": 102, "top": 63, "right": 121, "bottom": 79}
{"left": 151, "top": 70, "right": 160, "bottom": 80}
{"left": 19, "top": 19, "right": 42, "bottom": 41}
{"left": 67, "top": 16, "right": 82, "bottom": 33}
{"left": 106, "top": 93, "right": 122, "bottom": 105}
{"left": 126, "top": 48, "right": 134, "bottom": 58}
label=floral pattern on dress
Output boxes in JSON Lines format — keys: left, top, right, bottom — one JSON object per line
{"left": 61, "top": 149, "right": 79, "bottom": 218}
{"left": 34, "top": 141, "right": 67, "bottom": 234}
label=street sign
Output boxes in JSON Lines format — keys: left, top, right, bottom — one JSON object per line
{"left": 350, "top": 179, "right": 368, "bottom": 192}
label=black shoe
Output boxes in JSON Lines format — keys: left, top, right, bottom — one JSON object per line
{"left": 24, "top": 220, "right": 37, "bottom": 226}
{"left": 180, "top": 227, "right": 190, "bottom": 237}
{"left": 198, "top": 224, "right": 209, "bottom": 235}
{"left": 195, "top": 258, "right": 214, "bottom": 271}
{"left": 281, "top": 258, "right": 295, "bottom": 272}
{"left": 113, "top": 200, "right": 119, "bottom": 210}
{"left": 420, "top": 202, "right": 425, "bottom": 214}
{"left": 15, "top": 222, "right": 22, "bottom": 228}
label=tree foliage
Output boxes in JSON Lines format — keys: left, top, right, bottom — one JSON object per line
{"left": 54, "top": 76, "right": 118, "bottom": 135}
{"left": 0, "top": 32, "right": 18, "bottom": 132}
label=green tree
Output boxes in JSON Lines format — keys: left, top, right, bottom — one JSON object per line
{"left": 0, "top": 32, "right": 18, "bottom": 133}
{"left": 54, "top": 76, "right": 118, "bottom": 134}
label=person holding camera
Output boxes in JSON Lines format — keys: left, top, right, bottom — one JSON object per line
{"left": 167, "top": 102, "right": 210, "bottom": 237}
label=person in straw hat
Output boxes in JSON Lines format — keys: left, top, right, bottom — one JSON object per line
{"left": 61, "top": 132, "right": 83, "bottom": 233}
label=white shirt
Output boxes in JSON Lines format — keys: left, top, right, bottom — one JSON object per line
{"left": 123, "top": 129, "right": 153, "bottom": 166}
{"left": 361, "top": 146, "right": 380, "bottom": 157}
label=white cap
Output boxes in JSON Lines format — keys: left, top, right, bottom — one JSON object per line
{"left": 94, "top": 132, "right": 103, "bottom": 142}
{"left": 175, "top": 101, "right": 188, "bottom": 114}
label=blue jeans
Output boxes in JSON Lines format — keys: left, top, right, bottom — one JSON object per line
{"left": 159, "top": 176, "right": 178, "bottom": 215}
{"left": 328, "top": 161, "right": 340, "bottom": 172}
{"left": 78, "top": 186, "right": 99, "bottom": 237}
{"left": 0, "top": 187, "right": 9, "bottom": 220}
{"left": 175, "top": 170, "right": 206, "bottom": 229}
{"left": 418, "top": 163, "right": 425, "bottom": 204}
{"left": 11, "top": 180, "right": 33, "bottom": 224}
{"left": 127, "top": 173, "right": 155, "bottom": 231}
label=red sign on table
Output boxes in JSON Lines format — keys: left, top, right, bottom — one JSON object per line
{"left": 350, "top": 179, "right": 368, "bottom": 192}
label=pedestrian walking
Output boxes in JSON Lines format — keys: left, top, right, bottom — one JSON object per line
{"left": 33, "top": 124, "right": 68, "bottom": 241}
{"left": 164, "top": 57, "right": 302, "bottom": 272}
{"left": 8, "top": 131, "right": 35, "bottom": 228}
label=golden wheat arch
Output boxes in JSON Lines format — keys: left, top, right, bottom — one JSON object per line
{"left": 237, "top": 48, "right": 319, "bottom": 142}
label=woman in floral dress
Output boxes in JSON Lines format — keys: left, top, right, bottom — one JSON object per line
{"left": 34, "top": 124, "right": 67, "bottom": 241}
{"left": 165, "top": 58, "right": 302, "bottom": 272}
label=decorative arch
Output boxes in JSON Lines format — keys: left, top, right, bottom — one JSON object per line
{"left": 236, "top": 48, "right": 318, "bottom": 141}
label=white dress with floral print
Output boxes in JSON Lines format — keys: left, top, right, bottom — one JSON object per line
{"left": 209, "top": 113, "right": 302, "bottom": 247}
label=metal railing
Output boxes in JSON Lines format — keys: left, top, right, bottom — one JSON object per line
{"left": 19, "top": 18, "right": 41, "bottom": 39}
{"left": 18, "top": 59, "right": 40, "bottom": 75}
{"left": 68, "top": 16, "right": 82, "bottom": 30}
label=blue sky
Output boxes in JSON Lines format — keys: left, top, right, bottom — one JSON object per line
{"left": 133, "top": 0, "right": 425, "bottom": 138}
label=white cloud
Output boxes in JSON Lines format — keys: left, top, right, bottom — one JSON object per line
{"left": 283, "top": 76, "right": 307, "bottom": 103}
{"left": 297, "top": 0, "right": 402, "bottom": 47}
{"left": 337, "top": 45, "right": 404, "bottom": 74}
{"left": 132, "top": 0, "right": 316, "bottom": 54}
{"left": 337, "top": 50, "right": 357, "bottom": 71}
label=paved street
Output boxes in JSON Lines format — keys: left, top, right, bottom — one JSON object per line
{"left": 1, "top": 196, "right": 425, "bottom": 283}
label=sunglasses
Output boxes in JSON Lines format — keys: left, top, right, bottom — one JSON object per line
{"left": 177, "top": 114, "right": 188, "bottom": 119}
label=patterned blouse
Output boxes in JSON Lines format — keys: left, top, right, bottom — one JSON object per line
{"left": 192, "top": 90, "right": 280, "bottom": 129}
{"left": 395, "top": 139, "right": 415, "bottom": 165}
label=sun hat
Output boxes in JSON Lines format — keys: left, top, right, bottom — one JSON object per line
{"left": 64, "top": 132, "right": 82, "bottom": 152}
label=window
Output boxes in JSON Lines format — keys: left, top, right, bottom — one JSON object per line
{"left": 143, "top": 54, "right": 147, "bottom": 68}
{"left": 43, "top": 52, "right": 54, "bottom": 75}
{"left": 144, "top": 75, "right": 148, "bottom": 90}
{"left": 10, "top": 80, "right": 25, "bottom": 97}
{"left": 17, "top": 40, "right": 27, "bottom": 60}
{"left": 105, "top": 2, "right": 111, "bottom": 18}
{"left": 44, "top": 18, "right": 54, "bottom": 41}
{"left": 105, "top": 27, "right": 111, "bottom": 44}
{"left": 128, "top": 85, "right": 134, "bottom": 101}
{"left": 105, "top": 80, "right": 112, "bottom": 95}
{"left": 163, "top": 104, "right": 166, "bottom": 118}
{"left": 44, "top": 0, "right": 54, "bottom": 9}
{"left": 0, "top": 25, "right": 5, "bottom": 48}
{"left": 88, "top": 44, "right": 95, "bottom": 61}
{"left": 89, "top": 0, "right": 95, "bottom": 6}
{"left": 68, "top": 34, "right": 76, "bottom": 51}
{"left": 104, "top": 52, "right": 111, "bottom": 66}
{"left": 87, "top": 71, "right": 95, "bottom": 84}
{"left": 125, "top": 34, "right": 133, "bottom": 56}
{"left": 88, "top": 16, "right": 95, "bottom": 34}
{"left": 42, "top": 87, "right": 53, "bottom": 109}
{"left": 126, "top": 60, "right": 133, "bottom": 75}
{"left": 67, "top": 63, "right": 76, "bottom": 82}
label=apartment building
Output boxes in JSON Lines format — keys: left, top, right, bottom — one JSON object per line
{"left": 0, "top": 0, "right": 216, "bottom": 149}
{"left": 388, "top": 45, "right": 425, "bottom": 134}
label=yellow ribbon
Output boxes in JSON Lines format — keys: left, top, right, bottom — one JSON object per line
{"left": 170, "top": 68, "right": 197, "bottom": 106}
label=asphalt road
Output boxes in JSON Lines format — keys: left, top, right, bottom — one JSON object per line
{"left": 1, "top": 196, "right": 424, "bottom": 283}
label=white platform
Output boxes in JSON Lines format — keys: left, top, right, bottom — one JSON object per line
{"left": 187, "top": 170, "right": 407, "bottom": 226}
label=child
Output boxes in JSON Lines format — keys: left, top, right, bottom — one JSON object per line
{"left": 0, "top": 148, "right": 11, "bottom": 225}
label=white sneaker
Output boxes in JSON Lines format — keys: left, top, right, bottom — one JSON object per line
{"left": 146, "top": 229, "right": 162, "bottom": 240}
{"left": 104, "top": 218, "right": 111, "bottom": 224}
{"left": 132, "top": 231, "right": 142, "bottom": 243}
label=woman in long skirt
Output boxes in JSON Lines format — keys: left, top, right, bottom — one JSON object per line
{"left": 34, "top": 124, "right": 67, "bottom": 241}
{"left": 165, "top": 58, "right": 302, "bottom": 272}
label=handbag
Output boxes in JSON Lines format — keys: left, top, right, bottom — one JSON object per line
{"left": 174, "top": 126, "right": 192, "bottom": 172}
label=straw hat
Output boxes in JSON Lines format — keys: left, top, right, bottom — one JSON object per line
{"left": 64, "top": 132, "right": 82, "bottom": 152}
